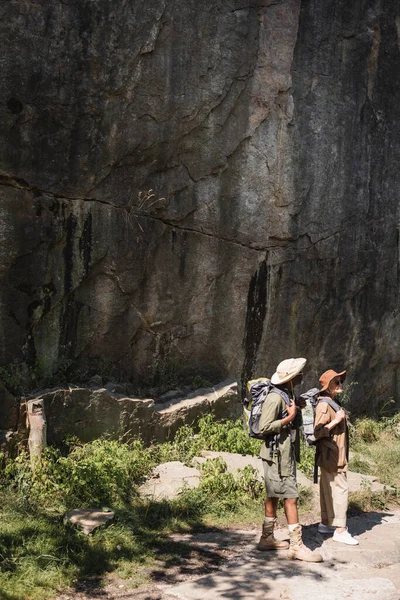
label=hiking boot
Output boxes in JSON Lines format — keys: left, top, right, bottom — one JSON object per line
{"left": 333, "top": 527, "right": 359, "bottom": 545}
{"left": 317, "top": 523, "right": 335, "bottom": 534}
{"left": 257, "top": 519, "right": 289, "bottom": 551}
{"left": 287, "top": 525, "right": 323, "bottom": 562}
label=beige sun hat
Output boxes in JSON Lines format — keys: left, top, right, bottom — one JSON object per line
{"left": 271, "top": 357, "right": 307, "bottom": 385}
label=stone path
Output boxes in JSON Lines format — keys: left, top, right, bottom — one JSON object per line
{"left": 59, "top": 453, "right": 398, "bottom": 600}
{"left": 57, "top": 509, "right": 400, "bottom": 600}
{"left": 159, "top": 510, "right": 400, "bottom": 600}
{"left": 64, "top": 508, "right": 115, "bottom": 535}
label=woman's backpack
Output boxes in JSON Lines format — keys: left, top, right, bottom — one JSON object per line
{"left": 299, "top": 388, "right": 341, "bottom": 446}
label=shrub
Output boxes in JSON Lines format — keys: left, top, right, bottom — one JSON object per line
{"left": 187, "top": 457, "right": 264, "bottom": 513}
{"left": 196, "top": 414, "right": 262, "bottom": 456}
{"left": 348, "top": 490, "right": 391, "bottom": 512}
{"left": 3, "top": 438, "right": 155, "bottom": 510}
{"left": 145, "top": 415, "right": 262, "bottom": 467}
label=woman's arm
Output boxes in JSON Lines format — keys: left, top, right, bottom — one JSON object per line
{"left": 315, "top": 402, "right": 347, "bottom": 440}
{"left": 314, "top": 403, "right": 334, "bottom": 440}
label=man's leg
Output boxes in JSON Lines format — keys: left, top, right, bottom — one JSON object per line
{"left": 258, "top": 460, "right": 289, "bottom": 551}
{"left": 258, "top": 496, "right": 289, "bottom": 551}
{"left": 283, "top": 497, "right": 298, "bottom": 524}
{"left": 265, "top": 496, "right": 279, "bottom": 518}
{"left": 285, "top": 499, "right": 323, "bottom": 562}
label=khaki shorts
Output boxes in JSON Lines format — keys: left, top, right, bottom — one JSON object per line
{"left": 262, "top": 458, "right": 298, "bottom": 499}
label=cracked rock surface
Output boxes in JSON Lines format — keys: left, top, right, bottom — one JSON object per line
{"left": 0, "top": 0, "right": 399, "bottom": 410}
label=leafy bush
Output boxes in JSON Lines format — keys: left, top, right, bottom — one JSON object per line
{"left": 348, "top": 489, "right": 391, "bottom": 512}
{"left": 183, "top": 457, "right": 264, "bottom": 513}
{"left": 196, "top": 414, "right": 262, "bottom": 456}
{"left": 145, "top": 415, "right": 262, "bottom": 467}
{"left": 191, "top": 375, "right": 213, "bottom": 389}
{"left": 3, "top": 438, "right": 154, "bottom": 510}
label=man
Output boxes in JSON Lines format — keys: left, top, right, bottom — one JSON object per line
{"left": 257, "top": 357, "right": 323, "bottom": 562}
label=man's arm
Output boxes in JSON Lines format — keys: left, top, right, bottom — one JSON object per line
{"left": 258, "top": 392, "right": 297, "bottom": 436}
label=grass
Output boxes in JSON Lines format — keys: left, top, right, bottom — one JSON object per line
{"left": 350, "top": 415, "right": 400, "bottom": 489}
{"left": 346, "top": 414, "right": 400, "bottom": 513}
{"left": 348, "top": 489, "right": 394, "bottom": 513}
{"left": 0, "top": 489, "right": 217, "bottom": 600}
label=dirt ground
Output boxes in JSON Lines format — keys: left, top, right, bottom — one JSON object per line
{"left": 56, "top": 506, "right": 400, "bottom": 600}
{"left": 56, "top": 525, "right": 252, "bottom": 600}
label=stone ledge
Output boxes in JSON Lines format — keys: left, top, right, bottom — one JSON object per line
{"left": 16, "top": 379, "right": 241, "bottom": 447}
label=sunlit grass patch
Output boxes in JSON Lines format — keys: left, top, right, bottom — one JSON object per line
{"left": 348, "top": 489, "right": 393, "bottom": 513}
{"left": 351, "top": 419, "right": 400, "bottom": 488}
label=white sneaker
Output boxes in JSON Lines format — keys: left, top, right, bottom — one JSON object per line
{"left": 333, "top": 527, "right": 359, "bottom": 545}
{"left": 317, "top": 523, "right": 335, "bottom": 534}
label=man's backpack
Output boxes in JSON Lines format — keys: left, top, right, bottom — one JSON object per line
{"left": 243, "top": 378, "right": 290, "bottom": 439}
{"left": 299, "top": 388, "right": 341, "bottom": 446}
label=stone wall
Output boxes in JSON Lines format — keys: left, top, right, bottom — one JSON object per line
{"left": 0, "top": 0, "right": 399, "bottom": 415}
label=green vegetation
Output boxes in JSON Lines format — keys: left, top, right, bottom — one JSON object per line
{"left": 349, "top": 413, "right": 400, "bottom": 489}
{"left": 345, "top": 411, "right": 400, "bottom": 513}
{"left": 333, "top": 383, "right": 400, "bottom": 511}
{"left": 336, "top": 381, "right": 358, "bottom": 409}
{"left": 2, "top": 411, "right": 399, "bottom": 599}
{"left": 297, "top": 439, "right": 315, "bottom": 480}
{"left": 0, "top": 416, "right": 267, "bottom": 599}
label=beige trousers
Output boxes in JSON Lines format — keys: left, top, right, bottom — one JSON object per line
{"left": 319, "top": 469, "right": 348, "bottom": 527}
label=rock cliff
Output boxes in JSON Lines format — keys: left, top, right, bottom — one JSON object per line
{"left": 0, "top": 0, "right": 399, "bottom": 413}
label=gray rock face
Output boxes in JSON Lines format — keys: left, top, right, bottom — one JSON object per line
{"left": 0, "top": 1, "right": 398, "bottom": 413}
{"left": 0, "top": 381, "right": 18, "bottom": 430}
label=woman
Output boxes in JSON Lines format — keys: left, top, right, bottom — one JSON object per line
{"left": 314, "top": 369, "right": 358, "bottom": 545}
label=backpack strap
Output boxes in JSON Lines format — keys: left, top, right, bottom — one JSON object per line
{"left": 270, "top": 385, "right": 291, "bottom": 407}
{"left": 316, "top": 397, "right": 341, "bottom": 412}
{"left": 265, "top": 387, "right": 291, "bottom": 477}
